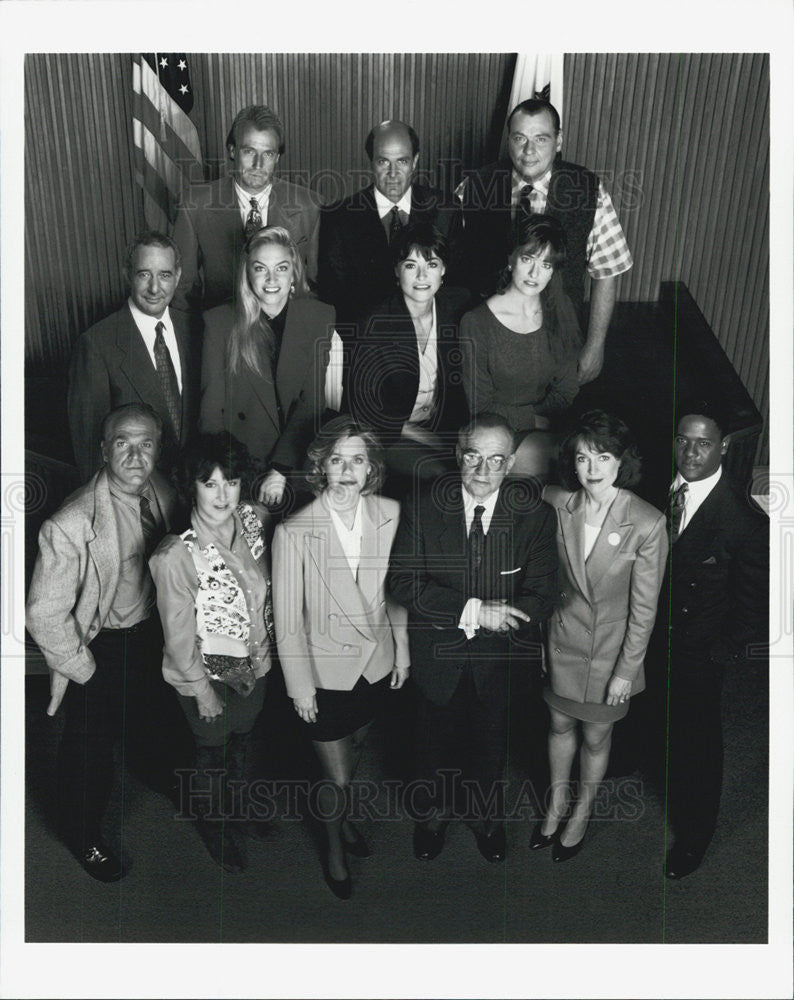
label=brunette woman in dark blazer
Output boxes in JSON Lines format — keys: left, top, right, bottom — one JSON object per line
{"left": 200, "top": 226, "right": 342, "bottom": 508}
{"left": 348, "top": 223, "right": 470, "bottom": 495}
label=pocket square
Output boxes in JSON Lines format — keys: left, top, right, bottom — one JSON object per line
{"left": 702, "top": 556, "right": 718, "bottom": 564}
{"left": 500, "top": 567, "right": 522, "bottom": 575}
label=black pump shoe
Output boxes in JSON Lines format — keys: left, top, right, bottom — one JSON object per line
{"left": 552, "top": 827, "right": 587, "bottom": 863}
{"left": 323, "top": 862, "right": 352, "bottom": 899}
{"left": 529, "top": 821, "right": 557, "bottom": 850}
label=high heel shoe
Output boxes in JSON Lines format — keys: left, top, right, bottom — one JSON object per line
{"left": 341, "top": 825, "right": 372, "bottom": 859}
{"left": 552, "top": 825, "right": 587, "bottom": 863}
{"left": 529, "top": 821, "right": 558, "bottom": 850}
{"left": 323, "top": 861, "right": 352, "bottom": 900}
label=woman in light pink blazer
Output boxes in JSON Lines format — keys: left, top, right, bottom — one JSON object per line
{"left": 272, "top": 416, "right": 409, "bottom": 898}
{"left": 535, "top": 410, "right": 667, "bottom": 862}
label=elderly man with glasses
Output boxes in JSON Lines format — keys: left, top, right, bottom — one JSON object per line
{"left": 388, "top": 412, "right": 557, "bottom": 864}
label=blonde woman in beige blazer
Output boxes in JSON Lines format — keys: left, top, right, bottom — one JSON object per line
{"left": 535, "top": 411, "right": 667, "bottom": 862}
{"left": 272, "top": 416, "right": 409, "bottom": 898}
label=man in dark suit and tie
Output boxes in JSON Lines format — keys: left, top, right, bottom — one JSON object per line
{"left": 67, "top": 231, "right": 198, "bottom": 482}
{"left": 27, "top": 404, "right": 179, "bottom": 881}
{"left": 172, "top": 104, "right": 321, "bottom": 312}
{"left": 650, "top": 402, "right": 768, "bottom": 879}
{"left": 458, "top": 98, "right": 632, "bottom": 384}
{"left": 317, "top": 119, "right": 462, "bottom": 337}
{"left": 388, "top": 413, "right": 557, "bottom": 863}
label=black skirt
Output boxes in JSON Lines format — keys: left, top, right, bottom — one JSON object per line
{"left": 300, "top": 673, "right": 391, "bottom": 743}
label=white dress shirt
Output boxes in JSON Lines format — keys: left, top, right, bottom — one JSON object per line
{"left": 235, "top": 181, "right": 271, "bottom": 227}
{"left": 459, "top": 487, "right": 501, "bottom": 638}
{"left": 127, "top": 300, "right": 183, "bottom": 392}
{"left": 407, "top": 301, "right": 439, "bottom": 426}
{"left": 374, "top": 185, "right": 412, "bottom": 222}
{"left": 671, "top": 465, "right": 722, "bottom": 535}
{"left": 329, "top": 500, "right": 363, "bottom": 581}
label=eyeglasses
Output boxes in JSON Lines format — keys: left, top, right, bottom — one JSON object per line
{"left": 508, "top": 133, "right": 554, "bottom": 149}
{"left": 461, "top": 451, "right": 508, "bottom": 471}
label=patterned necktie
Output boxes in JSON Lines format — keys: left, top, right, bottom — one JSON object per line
{"left": 244, "top": 196, "right": 262, "bottom": 240}
{"left": 515, "top": 184, "right": 534, "bottom": 243}
{"left": 388, "top": 205, "right": 404, "bottom": 244}
{"left": 469, "top": 504, "right": 486, "bottom": 597}
{"left": 669, "top": 482, "right": 689, "bottom": 542}
{"left": 153, "top": 321, "right": 181, "bottom": 438}
{"left": 139, "top": 495, "right": 161, "bottom": 557}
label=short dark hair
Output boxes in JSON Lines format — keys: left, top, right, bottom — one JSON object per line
{"left": 305, "top": 415, "right": 385, "bottom": 496}
{"left": 100, "top": 402, "right": 163, "bottom": 444}
{"left": 558, "top": 410, "right": 642, "bottom": 491}
{"left": 391, "top": 222, "right": 449, "bottom": 269}
{"left": 457, "top": 412, "right": 517, "bottom": 453}
{"left": 507, "top": 98, "right": 561, "bottom": 134}
{"left": 124, "top": 230, "right": 182, "bottom": 278}
{"left": 172, "top": 432, "right": 257, "bottom": 510}
{"left": 365, "top": 120, "right": 420, "bottom": 160}
{"left": 676, "top": 398, "right": 730, "bottom": 439}
{"left": 226, "top": 105, "right": 285, "bottom": 153}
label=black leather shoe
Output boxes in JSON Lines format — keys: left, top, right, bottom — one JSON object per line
{"left": 197, "top": 821, "right": 245, "bottom": 874}
{"left": 529, "top": 821, "right": 557, "bottom": 850}
{"left": 552, "top": 828, "right": 586, "bottom": 862}
{"left": 474, "top": 826, "right": 507, "bottom": 863}
{"left": 413, "top": 822, "right": 446, "bottom": 860}
{"left": 342, "top": 825, "right": 372, "bottom": 859}
{"left": 665, "top": 844, "right": 704, "bottom": 880}
{"left": 323, "top": 864, "right": 352, "bottom": 899}
{"left": 76, "top": 842, "right": 126, "bottom": 882}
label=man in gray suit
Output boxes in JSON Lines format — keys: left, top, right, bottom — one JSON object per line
{"left": 27, "top": 404, "right": 177, "bottom": 882}
{"left": 172, "top": 103, "right": 322, "bottom": 311}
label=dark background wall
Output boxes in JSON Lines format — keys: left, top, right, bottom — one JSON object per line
{"left": 24, "top": 51, "right": 769, "bottom": 464}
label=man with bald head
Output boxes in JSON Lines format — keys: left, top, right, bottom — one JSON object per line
{"left": 317, "top": 119, "right": 462, "bottom": 336}
{"left": 27, "top": 404, "right": 180, "bottom": 882}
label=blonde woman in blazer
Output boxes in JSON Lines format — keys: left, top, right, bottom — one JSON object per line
{"left": 535, "top": 410, "right": 667, "bottom": 861}
{"left": 272, "top": 416, "right": 409, "bottom": 898}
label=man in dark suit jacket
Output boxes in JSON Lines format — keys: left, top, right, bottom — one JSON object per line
{"left": 172, "top": 104, "right": 322, "bottom": 312}
{"left": 649, "top": 404, "right": 768, "bottom": 879}
{"left": 389, "top": 413, "right": 557, "bottom": 863}
{"left": 27, "top": 404, "right": 179, "bottom": 882}
{"left": 68, "top": 231, "right": 199, "bottom": 482}
{"left": 317, "top": 119, "right": 462, "bottom": 338}
{"left": 458, "top": 99, "right": 632, "bottom": 384}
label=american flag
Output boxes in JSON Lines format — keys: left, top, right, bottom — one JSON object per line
{"left": 132, "top": 54, "right": 203, "bottom": 231}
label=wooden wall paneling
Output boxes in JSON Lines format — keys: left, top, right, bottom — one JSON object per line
{"left": 562, "top": 52, "right": 769, "bottom": 464}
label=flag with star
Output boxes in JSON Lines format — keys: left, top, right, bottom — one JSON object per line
{"left": 132, "top": 53, "right": 203, "bottom": 231}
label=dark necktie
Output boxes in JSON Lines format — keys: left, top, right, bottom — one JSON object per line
{"left": 669, "top": 482, "right": 689, "bottom": 542}
{"left": 139, "top": 494, "right": 162, "bottom": 557}
{"left": 153, "top": 321, "right": 181, "bottom": 438}
{"left": 388, "top": 205, "right": 404, "bottom": 244}
{"left": 469, "top": 504, "right": 486, "bottom": 598}
{"left": 244, "top": 196, "right": 262, "bottom": 240}
{"left": 515, "top": 184, "right": 534, "bottom": 243}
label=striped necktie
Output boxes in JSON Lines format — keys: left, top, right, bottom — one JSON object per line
{"left": 669, "top": 482, "right": 689, "bottom": 542}
{"left": 153, "top": 321, "right": 181, "bottom": 438}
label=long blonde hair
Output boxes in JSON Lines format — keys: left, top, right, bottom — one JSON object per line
{"left": 227, "top": 226, "right": 310, "bottom": 377}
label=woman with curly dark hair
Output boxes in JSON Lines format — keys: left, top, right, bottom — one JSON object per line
{"left": 460, "top": 214, "right": 581, "bottom": 477}
{"left": 149, "top": 431, "right": 272, "bottom": 874}
{"left": 534, "top": 410, "right": 668, "bottom": 861}
{"left": 272, "top": 415, "right": 410, "bottom": 898}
